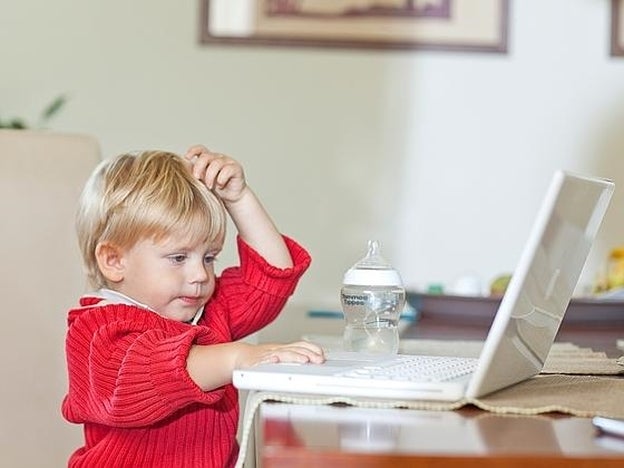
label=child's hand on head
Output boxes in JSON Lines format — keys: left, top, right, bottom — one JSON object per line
{"left": 184, "top": 145, "right": 247, "bottom": 203}
{"left": 184, "top": 144, "right": 292, "bottom": 268}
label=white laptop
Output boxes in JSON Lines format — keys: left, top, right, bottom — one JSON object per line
{"left": 233, "top": 171, "right": 614, "bottom": 401}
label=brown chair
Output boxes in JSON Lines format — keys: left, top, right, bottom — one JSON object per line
{"left": 0, "top": 130, "right": 100, "bottom": 466}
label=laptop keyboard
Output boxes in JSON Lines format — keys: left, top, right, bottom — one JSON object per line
{"left": 335, "top": 355, "right": 479, "bottom": 383}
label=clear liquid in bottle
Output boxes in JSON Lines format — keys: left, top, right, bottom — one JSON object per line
{"left": 340, "top": 241, "right": 405, "bottom": 354}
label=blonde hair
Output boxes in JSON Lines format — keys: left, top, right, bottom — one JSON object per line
{"left": 76, "top": 150, "right": 226, "bottom": 288}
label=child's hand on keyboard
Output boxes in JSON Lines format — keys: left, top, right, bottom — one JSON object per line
{"left": 239, "top": 341, "right": 326, "bottom": 368}
{"left": 187, "top": 340, "right": 325, "bottom": 391}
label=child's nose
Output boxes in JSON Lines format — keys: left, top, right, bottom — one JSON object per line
{"left": 189, "top": 261, "right": 209, "bottom": 283}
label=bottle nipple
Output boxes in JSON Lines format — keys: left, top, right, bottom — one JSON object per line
{"left": 355, "top": 240, "right": 391, "bottom": 270}
{"left": 343, "top": 240, "right": 402, "bottom": 286}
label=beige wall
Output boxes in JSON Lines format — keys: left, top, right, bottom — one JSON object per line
{"left": 3, "top": 1, "right": 624, "bottom": 307}
{"left": 2, "top": 1, "right": 624, "bottom": 465}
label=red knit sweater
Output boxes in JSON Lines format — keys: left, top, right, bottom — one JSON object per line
{"left": 62, "top": 236, "right": 311, "bottom": 467}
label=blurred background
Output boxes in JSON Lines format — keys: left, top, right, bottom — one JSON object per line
{"left": 3, "top": 1, "right": 624, "bottom": 306}
{"left": 2, "top": 1, "right": 624, "bottom": 464}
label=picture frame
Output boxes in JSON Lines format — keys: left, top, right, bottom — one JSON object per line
{"left": 612, "top": 0, "right": 624, "bottom": 56}
{"left": 199, "top": 1, "right": 510, "bottom": 53}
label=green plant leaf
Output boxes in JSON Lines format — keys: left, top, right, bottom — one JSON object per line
{"left": 1, "top": 94, "right": 68, "bottom": 130}
{"left": 41, "top": 94, "right": 67, "bottom": 120}
{"left": 8, "top": 118, "right": 27, "bottom": 129}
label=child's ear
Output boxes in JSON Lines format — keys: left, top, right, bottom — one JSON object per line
{"left": 95, "top": 242, "right": 125, "bottom": 283}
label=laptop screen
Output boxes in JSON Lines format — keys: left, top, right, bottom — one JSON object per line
{"left": 466, "top": 171, "right": 614, "bottom": 398}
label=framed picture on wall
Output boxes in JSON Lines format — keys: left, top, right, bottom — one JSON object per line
{"left": 200, "top": 0, "right": 509, "bottom": 53}
{"left": 612, "top": 0, "right": 624, "bottom": 56}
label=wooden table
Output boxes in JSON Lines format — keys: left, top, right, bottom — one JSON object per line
{"left": 254, "top": 310, "right": 624, "bottom": 467}
{"left": 258, "top": 402, "right": 624, "bottom": 467}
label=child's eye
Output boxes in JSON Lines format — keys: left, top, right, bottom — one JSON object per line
{"left": 169, "top": 254, "right": 187, "bottom": 264}
{"left": 204, "top": 254, "right": 217, "bottom": 265}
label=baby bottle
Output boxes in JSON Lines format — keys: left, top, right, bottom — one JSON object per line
{"left": 340, "top": 240, "right": 405, "bottom": 354}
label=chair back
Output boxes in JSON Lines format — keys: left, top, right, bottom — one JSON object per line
{"left": 0, "top": 130, "right": 100, "bottom": 467}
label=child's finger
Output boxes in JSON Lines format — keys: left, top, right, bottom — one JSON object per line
{"left": 268, "top": 349, "right": 314, "bottom": 364}
{"left": 184, "top": 146, "right": 228, "bottom": 180}
{"left": 274, "top": 344, "right": 325, "bottom": 364}
{"left": 202, "top": 156, "right": 229, "bottom": 189}
{"left": 213, "top": 160, "right": 241, "bottom": 189}
{"left": 184, "top": 145, "right": 210, "bottom": 161}
{"left": 289, "top": 340, "right": 325, "bottom": 355}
